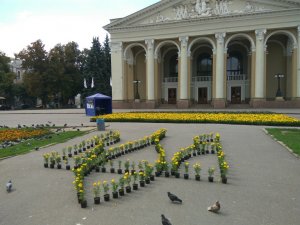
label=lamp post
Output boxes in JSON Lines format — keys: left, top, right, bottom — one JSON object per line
{"left": 274, "top": 73, "right": 284, "bottom": 98}
{"left": 133, "top": 80, "right": 141, "bottom": 100}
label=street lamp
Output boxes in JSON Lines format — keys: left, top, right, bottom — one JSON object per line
{"left": 133, "top": 80, "right": 141, "bottom": 100}
{"left": 274, "top": 73, "right": 284, "bottom": 98}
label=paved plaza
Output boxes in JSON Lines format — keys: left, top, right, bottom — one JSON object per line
{"left": 0, "top": 109, "right": 300, "bottom": 225}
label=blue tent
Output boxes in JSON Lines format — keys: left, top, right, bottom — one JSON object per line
{"left": 85, "top": 93, "right": 112, "bottom": 116}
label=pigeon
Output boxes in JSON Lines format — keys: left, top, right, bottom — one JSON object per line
{"left": 81, "top": 123, "right": 83, "bottom": 127}
{"left": 207, "top": 201, "right": 221, "bottom": 213}
{"left": 64, "top": 123, "right": 67, "bottom": 127}
{"left": 167, "top": 192, "right": 182, "bottom": 203}
{"left": 6, "top": 180, "right": 12, "bottom": 192}
{"left": 48, "top": 121, "right": 52, "bottom": 124}
{"left": 161, "top": 214, "right": 172, "bottom": 225}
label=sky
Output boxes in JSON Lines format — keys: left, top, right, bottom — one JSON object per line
{"left": 0, "top": 0, "right": 159, "bottom": 58}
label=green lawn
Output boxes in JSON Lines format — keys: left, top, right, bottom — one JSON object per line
{"left": 0, "top": 131, "right": 87, "bottom": 159}
{"left": 266, "top": 128, "right": 300, "bottom": 156}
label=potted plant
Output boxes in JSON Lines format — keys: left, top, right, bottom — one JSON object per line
{"left": 193, "top": 163, "right": 201, "bottom": 181}
{"left": 101, "top": 158, "right": 107, "bottom": 173}
{"left": 82, "top": 140, "right": 86, "bottom": 151}
{"left": 93, "top": 181, "right": 101, "bottom": 204}
{"left": 109, "top": 160, "right": 115, "bottom": 173}
{"left": 49, "top": 154, "right": 56, "bottom": 169}
{"left": 163, "top": 162, "right": 170, "bottom": 177}
{"left": 208, "top": 167, "right": 215, "bottom": 182}
{"left": 102, "top": 181, "right": 110, "bottom": 201}
{"left": 131, "top": 161, "right": 136, "bottom": 175}
{"left": 78, "top": 143, "right": 83, "bottom": 153}
{"left": 56, "top": 155, "right": 62, "bottom": 169}
{"left": 74, "top": 156, "right": 81, "bottom": 170}
{"left": 79, "top": 189, "right": 87, "bottom": 208}
{"left": 132, "top": 172, "right": 138, "bottom": 190}
{"left": 62, "top": 147, "right": 66, "bottom": 160}
{"left": 124, "top": 159, "right": 130, "bottom": 173}
{"left": 171, "top": 161, "right": 179, "bottom": 178}
{"left": 117, "top": 160, "right": 123, "bottom": 174}
{"left": 65, "top": 158, "right": 70, "bottom": 170}
{"left": 184, "top": 162, "right": 189, "bottom": 179}
{"left": 73, "top": 144, "right": 78, "bottom": 155}
{"left": 139, "top": 171, "right": 145, "bottom": 187}
{"left": 138, "top": 160, "right": 144, "bottom": 172}
{"left": 67, "top": 146, "right": 72, "bottom": 157}
{"left": 155, "top": 160, "right": 162, "bottom": 177}
{"left": 111, "top": 179, "right": 119, "bottom": 198}
{"left": 220, "top": 161, "right": 229, "bottom": 184}
{"left": 86, "top": 139, "right": 91, "bottom": 149}
{"left": 118, "top": 177, "right": 125, "bottom": 196}
{"left": 124, "top": 172, "right": 132, "bottom": 193}
{"left": 43, "top": 153, "right": 50, "bottom": 168}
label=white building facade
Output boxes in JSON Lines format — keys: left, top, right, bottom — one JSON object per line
{"left": 104, "top": 0, "right": 300, "bottom": 108}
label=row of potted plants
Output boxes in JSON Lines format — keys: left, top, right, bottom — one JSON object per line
{"left": 72, "top": 129, "right": 167, "bottom": 208}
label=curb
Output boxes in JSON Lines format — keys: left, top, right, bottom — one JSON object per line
{"left": 263, "top": 128, "right": 299, "bottom": 159}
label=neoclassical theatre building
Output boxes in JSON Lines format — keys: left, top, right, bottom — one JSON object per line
{"left": 104, "top": 0, "right": 300, "bottom": 108}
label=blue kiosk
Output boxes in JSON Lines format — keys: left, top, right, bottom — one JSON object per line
{"left": 85, "top": 93, "right": 112, "bottom": 116}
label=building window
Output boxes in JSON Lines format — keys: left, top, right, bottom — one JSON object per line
{"left": 169, "top": 55, "right": 178, "bottom": 77}
{"left": 197, "top": 53, "right": 212, "bottom": 77}
{"left": 227, "top": 51, "right": 243, "bottom": 76}
{"left": 16, "top": 71, "right": 21, "bottom": 80}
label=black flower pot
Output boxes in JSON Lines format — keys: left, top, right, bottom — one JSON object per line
{"left": 113, "top": 191, "right": 118, "bottom": 199}
{"left": 208, "top": 176, "right": 214, "bottom": 182}
{"left": 184, "top": 174, "right": 189, "bottom": 180}
{"left": 133, "top": 183, "right": 138, "bottom": 190}
{"left": 74, "top": 151, "right": 78, "bottom": 155}
{"left": 197, "top": 151, "right": 201, "bottom": 155}
{"left": 81, "top": 200, "right": 87, "bottom": 208}
{"left": 78, "top": 149, "right": 82, "bottom": 153}
{"left": 44, "top": 163, "right": 48, "bottom": 168}
{"left": 68, "top": 153, "right": 72, "bottom": 158}
{"left": 124, "top": 169, "right": 129, "bottom": 174}
{"left": 175, "top": 172, "right": 180, "bottom": 178}
{"left": 126, "top": 186, "right": 131, "bottom": 193}
{"left": 66, "top": 165, "right": 70, "bottom": 170}
{"left": 150, "top": 175, "right": 155, "bottom": 181}
{"left": 165, "top": 171, "right": 170, "bottom": 177}
{"left": 83, "top": 147, "right": 86, "bottom": 151}
{"left": 104, "top": 194, "right": 110, "bottom": 201}
{"left": 206, "top": 150, "right": 210, "bottom": 154}
{"left": 101, "top": 167, "right": 106, "bottom": 173}
{"left": 110, "top": 168, "right": 115, "bottom": 173}
{"left": 201, "top": 151, "right": 205, "bottom": 155}
{"left": 139, "top": 180, "right": 145, "bottom": 187}
{"left": 193, "top": 153, "right": 197, "bottom": 157}
{"left": 95, "top": 167, "right": 100, "bottom": 172}
{"left": 155, "top": 171, "right": 161, "bottom": 177}
{"left": 195, "top": 174, "right": 200, "bottom": 181}
{"left": 117, "top": 169, "right": 123, "bottom": 174}
{"left": 94, "top": 197, "right": 100, "bottom": 204}
{"left": 211, "top": 150, "right": 215, "bottom": 154}
{"left": 171, "top": 170, "right": 175, "bottom": 176}
{"left": 145, "top": 178, "right": 150, "bottom": 184}
{"left": 57, "top": 164, "right": 62, "bottom": 169}
{"left": 221, "top": 176, "right": 227, "bottom": 184}
{"left": 119, "top": 188, "right": 125, "bottom": 196}
{"left": 131, "top": 170, "right": 136, "bottom": 175}
{"left": 50, "top": 163, "right": 55, "bottom": 169}
{"left": 62, "top": 156, "right": 66, "bottom": 160}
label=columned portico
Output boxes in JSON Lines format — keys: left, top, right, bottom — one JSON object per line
{"left": 214, "top": 32, "right": 226, "bottom": 108}
{"left": 105, "top": 0, "right": 300, "bottom": 109}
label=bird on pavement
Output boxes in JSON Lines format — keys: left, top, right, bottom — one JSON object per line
{"left": 207, "top": 201, "right": 221, "bottom": 213}
{"left": 6, "top": 180, "right": 12, "bottom": 192}
{"left": 167, "top": 192, "right": 182, "bottom": 204}
{"left": 161, "top": 214, "right": 172, "bottom": 225}
{"left": 64, "top": 123, "right": 67, "bottom": 127}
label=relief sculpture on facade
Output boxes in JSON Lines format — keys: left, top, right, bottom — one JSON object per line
{"left": 142, "top": 0, "right": 271, "bottom": 24}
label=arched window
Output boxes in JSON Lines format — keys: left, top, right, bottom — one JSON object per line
{"left": 197, "top": 53, "right": 212, "bottom": 76}
{"left": 227, "top": 51, "right": 243, "bottom": 76}
{"left": 169, "top": 55, "right": 178, "bottom": 77}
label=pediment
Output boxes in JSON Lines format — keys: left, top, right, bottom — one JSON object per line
{"left": 104, "top": 0, "right": 300, "bottom": 30}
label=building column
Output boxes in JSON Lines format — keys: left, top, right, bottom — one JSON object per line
{"left": 145, "top": 39, "right": 156, "bottom": 108}
{"left": 178, "top": 36, "right": 189, "bottom": 108}
{"left": 110, "top": 42, "right": 125, "bottom": 108}
{"left": 297, "top": 26, "right": 300, "bottom": 98}
{"left": 253, "top": 29, "right": 266, "bottom": 105}
{"left": 214, "top": 32, "right": 226, "bottom": 108}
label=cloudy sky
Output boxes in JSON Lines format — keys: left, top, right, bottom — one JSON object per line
{"left": 0, "top": 0, "right": 159, "bottom": 57}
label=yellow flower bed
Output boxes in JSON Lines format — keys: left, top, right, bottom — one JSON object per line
{"left": 0, "top": 128, "right": 50, "bottom": 142}
{"left": 92, "top": 112, "right": 300, "bottom": 126}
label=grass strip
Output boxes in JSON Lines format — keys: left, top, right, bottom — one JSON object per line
{"left": 0, "top": 131, "right": 87, "bottom": 159}
{"left": 266, "top": 128, "right": 300, "bottom": 156}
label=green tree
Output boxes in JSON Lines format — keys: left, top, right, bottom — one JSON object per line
{"left": 0, "top": 52, "right": 15, "bottom": 103}
{"left": 103, "top": 34, "right": 111, "bottom": 96}
{"left": 16, "top": 40, "right": 49, "bottom": 106}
